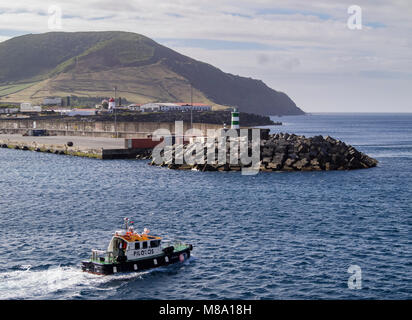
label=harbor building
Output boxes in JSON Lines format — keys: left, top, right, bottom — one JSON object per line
{"left": 67, "top": 109, "right": 98, "bottom": 116}
{"left": 43, "top": 97, "right": 62, "bottom": 106}
{"left": 0, "top": 107, "right": 18, "bottom": 114}
{"left": 139, "top": 102, "right": 212, "bottom": 112}
{"left": 20, "top": 102, "right": 41, "bottom": 112}
{"left": 108, "top": 98, "right": 116, "bottom": 110}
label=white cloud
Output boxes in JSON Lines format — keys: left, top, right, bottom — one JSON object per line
{"left": 0, "top": 0, "right": 411, "bottom": 112}
{"left": 0, "top": 36, "right": 10, "bottom": 43}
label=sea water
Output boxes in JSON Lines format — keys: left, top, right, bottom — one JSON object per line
{"left": 0, "top": 113, "right": 410, "bottom": 299}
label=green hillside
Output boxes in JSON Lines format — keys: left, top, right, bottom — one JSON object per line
{"left": 0, "top": 31, "right": 304, "bottom": 116}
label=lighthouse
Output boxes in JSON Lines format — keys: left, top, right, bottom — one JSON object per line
{"left": 231, "top": 108, "right": 239, "bottom": 129}
{"left": 108, "top": 97, "right": 115, "bottom": 110}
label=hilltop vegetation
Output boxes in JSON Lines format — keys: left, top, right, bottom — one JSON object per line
{"left": 0, "top": 31, "right": 304, "bottom": 116}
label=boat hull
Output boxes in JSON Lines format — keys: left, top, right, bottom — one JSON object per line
{"left": 81, "top": 246, "right": 192, "bottom": 275}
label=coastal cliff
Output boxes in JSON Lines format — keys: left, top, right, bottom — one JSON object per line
{"left": 0, "top": 31, "right": 304, "bottom": 116}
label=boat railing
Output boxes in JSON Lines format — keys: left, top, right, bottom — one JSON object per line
{"left": 161, "top": 240, "right": 187, "bottom": 250}
{"left": 91, "top": 249, "right": 115, "bottom": 263}
{"left": 161, "top": 240, "right": 171, "bottom": 248}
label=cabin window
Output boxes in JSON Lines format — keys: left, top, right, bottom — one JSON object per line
{"left": 150, "top": 240, "right": 159, "bottom": 248}
{"left": 135, "top": 242, "right": 140, "bottom": 250}
{"left": 142, "top": 241, "right": 148, "bottom": 249}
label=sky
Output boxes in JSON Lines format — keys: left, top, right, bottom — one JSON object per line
{"left": 0, "top": 0, "right": 411, "bottom": 113}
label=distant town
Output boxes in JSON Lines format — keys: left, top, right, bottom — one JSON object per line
{"left": 0, "top": 96, "right": 218, "bottom": 117}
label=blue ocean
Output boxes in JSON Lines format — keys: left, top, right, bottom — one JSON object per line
{"left": 0, "top": 113, "right": 411, "bottom": 299}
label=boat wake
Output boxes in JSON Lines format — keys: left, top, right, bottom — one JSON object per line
{"left": 0, "top": 258, "right": 194, "bottom": 299}
{"left": 0, "top": 265, "right": 144, "bottom": 299}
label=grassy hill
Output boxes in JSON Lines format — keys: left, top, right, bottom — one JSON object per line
{"left": 0, "top": 31, "right": 304, "bottom": 116}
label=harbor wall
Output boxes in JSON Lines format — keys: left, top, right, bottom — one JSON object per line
{"left": 0, "top": 119, "right": 223, "bottom": 138}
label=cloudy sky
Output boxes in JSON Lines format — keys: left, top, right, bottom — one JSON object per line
{"left": 0, "top": 0, "right": 411, "bottom": 112}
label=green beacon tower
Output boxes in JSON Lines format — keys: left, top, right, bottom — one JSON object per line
{"left": 231, "top": 108, "right": 239, "bottom": 129}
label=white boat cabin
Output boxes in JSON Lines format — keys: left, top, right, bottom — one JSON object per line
{"left": 107, "top": 228, "right": 163, "bottom": 261}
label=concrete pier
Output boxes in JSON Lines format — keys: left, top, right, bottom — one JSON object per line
{"left": 0, "top": 134, "right": 136, "bottom": 159}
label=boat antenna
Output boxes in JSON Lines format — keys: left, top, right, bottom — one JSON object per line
{"left": 124, "top": 217, "right": 129, "bottom": 231}
{"left": 190, "top": 83, "right": 193, "bottom": 130}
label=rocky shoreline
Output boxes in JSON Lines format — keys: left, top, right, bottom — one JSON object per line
{"left": 148, "top": 132, "right": 378, "bottom": 172}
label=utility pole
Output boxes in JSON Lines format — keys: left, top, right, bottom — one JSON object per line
{"left": 114, "top": 86, "right": 118, "bottom": 138}
{"left": 190, "top": 84, "right": 193, "bottom": 130}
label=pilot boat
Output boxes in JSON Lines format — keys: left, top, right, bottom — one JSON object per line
{"left": 82, "top": 218, "right": 193, "bottom": 275}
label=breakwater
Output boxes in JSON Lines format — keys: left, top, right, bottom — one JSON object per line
{"left": 149, "top": 132, "right": 378, "bottom": 172}
{"left": 93, "top": 110, "right": 277, "bottom": 127}
{"left": 0, "top": 111, "right": 277, "bottom": 138}
{"left": 0, "top": 140, "right": 103, "bottom": 159}
{"left": 0, "top": 118, "right": 223, "bottom": 138}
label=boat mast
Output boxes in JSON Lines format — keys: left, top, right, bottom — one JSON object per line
{"left": 190, "top": 83, "right": 193, "bottom": 130}
{"left": 124, "top": 217, "right": 129, "bottom": 232}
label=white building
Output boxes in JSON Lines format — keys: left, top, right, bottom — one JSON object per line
{"left": 127, "top": 104, "right": 141, "bottom": 111}
{"left": 0, "top": 107, "right": 19, "bottom": 114}
{"left": 108, "top": 98, "right": 116, "bottom": 110}
{"left": 139, "top": 102, "right": 212, "bottom": 112}
{"left": 139, "top": 103, "right": 176, "bottom": 112}
{"left": 43, "top": 97, "right": 62, "bottom": 106}
{"left": 20, "top": 103, "right": 42, "bottom": 112}
{"left": 178, "top": 103, "right": 212, "bottom": 111}
{"left": 53, "top": 109, "right": 72, "bottom": 115}
{"left": 68, "top": 109, "right": 97, "bottom": 116}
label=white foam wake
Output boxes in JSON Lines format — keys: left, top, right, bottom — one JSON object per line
{"left": 0, "top": 265, "right": 148, "bottom": 300}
